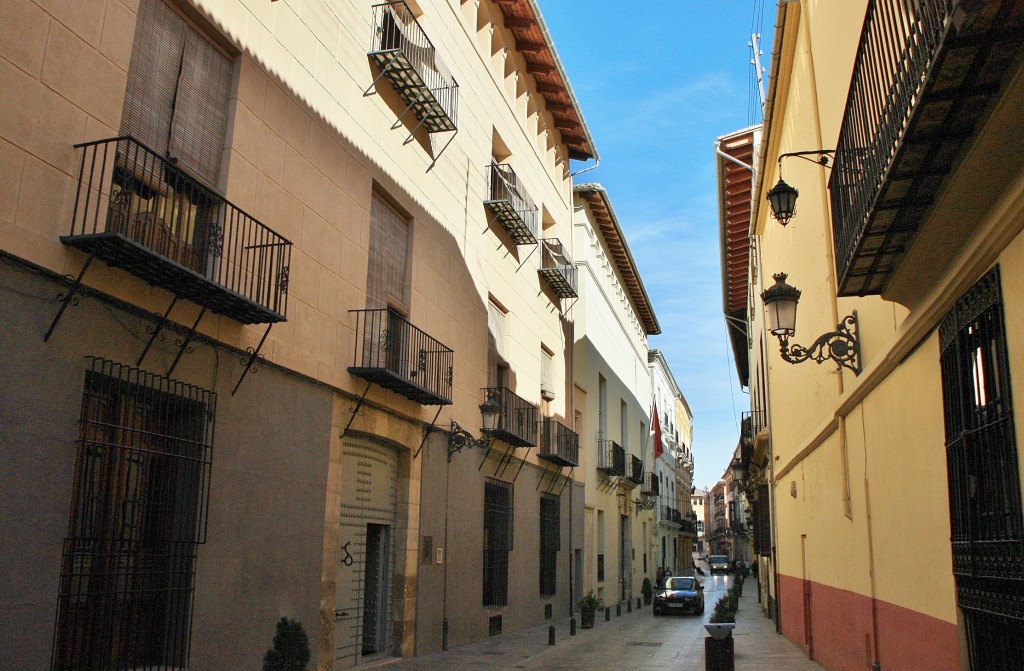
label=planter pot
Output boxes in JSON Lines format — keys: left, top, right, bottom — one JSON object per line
{"left": 705, "top": 635, "right": 735, "bottom": 671}
{"left": 580, "top": 607, "right": 596, "bottom": 629}
{"left": 704, "top": 623, "right": 735, "bottom": 639}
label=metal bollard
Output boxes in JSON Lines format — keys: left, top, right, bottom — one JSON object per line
{"left": 605, "top": 607, "right": 611, "bottom": 621}
{"left": 616, "top": 604, "right": 621, "bottom": 617}
{"left": 637, "top": 597, "right": 642, "bottom": 610}
{"left": 570, "top": 617, "right": 577, "bottom": 636}
{"left": 627, "top": 600, "right": 632, "bottom": 613}
{"left": 548, "top": 625, "right": 555, "bottom": 646}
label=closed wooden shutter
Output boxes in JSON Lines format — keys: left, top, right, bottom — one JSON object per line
{"left": 120, "top": 0, "right": 231, "bottom": 188}
{"left": 367, "top": 193, "right": 410, "bottom": 311}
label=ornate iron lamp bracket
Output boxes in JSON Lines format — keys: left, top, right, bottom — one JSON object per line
{"left": 448, "top": 421, "right": 493, "bottom": 462}
{"left": 778, "top": 311, "right": 861, "bottom": 375}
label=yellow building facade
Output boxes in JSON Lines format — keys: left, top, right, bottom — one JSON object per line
{"left": 724, "top": 1, "right": 1024, "bottom": 670}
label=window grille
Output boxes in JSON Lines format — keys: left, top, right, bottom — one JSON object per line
{"left": 939, "top": 266, "right": 1024, "bottom": 667}
{"left": 367, "top": 193, "right": 411, "bottom": 312}
{"left": 121, "top": 0, "right": 232, "bottom": 189}
{"left": 52, "top": 358, "right": 215, "bottom": 671}
{"left": 483, "top": 479, "right": 513, "bottom": 607}
{"left": 539, "top": 494, "right": 559, "bottom": 596}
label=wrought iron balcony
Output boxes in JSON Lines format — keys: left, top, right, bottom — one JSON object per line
{"left": 641, "top": 472, "right": 659, "bottom": 496}
{"left": 349, "top": 309, "right": 453, "bottom": 405}
{"left": 539, "top": 417, "right": 579, "bottom": 466}
{"left": 680, "top": 519, "right": 697, "bottom": 536}
{"left": 64, "top": 137, "right": 290, "bottom": 324}
{"left": 482, "top": 386, "right": 538, "bottom": 447}
{"left": 628, "top": 455, "right": 644, "bottom": 485}
{"left": 597, "top": 438, "right": 626, "bottom": 476}
{"left": 485, "top": 163, "right": 538, "bottom": 245}
{"left": 368, "top": 1, "right": 458, "bottom": 134}
{"left": 539, "top": 238, "right": 578, "bottom": 299}
{"left": 830, "top": 0, "right": 1024, "bottom": 296}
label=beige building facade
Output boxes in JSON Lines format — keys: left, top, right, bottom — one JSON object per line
{"left": 721, "top": 1, "right": 1024, "bottom": 670}
{"left": 0, "top": 0, "right": 601, "bottom": 668}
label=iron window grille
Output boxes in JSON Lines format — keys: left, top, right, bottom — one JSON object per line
{"left": 628, "top": 456, "right": 644, "bottom": 485}
{"left": 539, "top": 418, "right": 579, "bottom": 467}
{"left": 597, "top": 438, "right": 626, "bottom": 476}
{"left": 642, "top": 472, "right": 659, "bottom": 496}
{"left": 597, "top": 553, "right": 605, "bottom": 582}
{"left": 51, "top": 357, "right": 215, "bottom": 671}
{"left": 483, "top": 386, "right": 538, "bottom": 447}
{"left": 939, "top": 266, "right": 1024, "bottom": 667}
{"left": 538, "top": 238, "right": 578, "bottom": 299}
{"left": 539, "top": 494, "right": 560, "bottom": 596}
{"left": 485, "top": 162, "right": 539, "bottom": 245}
{"left": 349, "top": 309, "right": 454, "bottom": 406}
{"left": 483, "top": 479, "right": 513, "bottom": 607}
{"left": 66, "top": 137, "right": 292, "bottom": 325}
{"left": 368, "top": 1, "right": 459, "bottom": 133}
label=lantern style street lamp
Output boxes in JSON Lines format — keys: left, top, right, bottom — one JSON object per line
{"left": 761, "top": 273, "right": 861, "bottom": 375}
{"left": 448, "top": 394, "right": 502, "bottom": 460}
{"left": 765, "top": 149, "right": 835, "bottom": 226}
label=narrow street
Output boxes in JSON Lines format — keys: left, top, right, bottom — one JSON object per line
{"left": 377, "top": 572, "right": 823, "bottom": 671}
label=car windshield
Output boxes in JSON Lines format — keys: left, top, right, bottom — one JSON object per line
{"left": 710, "top": 556, "right": 728, "bottom": 563}
{"left": 665, "top": 577, "right": 695, "bottom": 590}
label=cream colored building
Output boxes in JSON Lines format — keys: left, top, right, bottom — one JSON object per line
{"left": 649, "top": 349, "right": 697, "bottom": 576}
{"left": 721, "top": 1, "right": 1024, "bottom": 669}
{"left": 0, "top": 0, "right": 601, "bottom": 668}
{"left": 571, "top": 184, "right": 660, "bottom": 608}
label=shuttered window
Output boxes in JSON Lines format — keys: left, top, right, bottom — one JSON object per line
{"left": 367, "top": 193, "right": 411, "bottom": 311}
{"left": 483, "top": 479, "right": 513, "bottom": 607}
{"left": 121, "top": 0, "right": 233, "bottom": 188}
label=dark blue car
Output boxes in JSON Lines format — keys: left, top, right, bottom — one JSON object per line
{"left": 653, "top": 576, "right": 705, "bottom": 616}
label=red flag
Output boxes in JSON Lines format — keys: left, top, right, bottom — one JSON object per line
{"left": 652, "top": 401, "right": 664, "bottom": 460}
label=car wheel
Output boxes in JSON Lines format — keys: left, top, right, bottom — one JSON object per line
{"left": 699, "top": 601, "right": 705, "bottom": 614}
{"left": 653, "top": 608, "right": 661, "bottom": 616}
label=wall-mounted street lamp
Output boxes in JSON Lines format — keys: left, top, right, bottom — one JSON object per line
{"left": 448, "top": 395, "right": 501, "bottom": 461}
{"left": 761, "top": 273, "right": 861, "bottom": 375}
{"left": 730, "top": 457, "right": 747, "bottom": 485}
{"left": 766, "top": 150, "right": 835, "bottom": 226}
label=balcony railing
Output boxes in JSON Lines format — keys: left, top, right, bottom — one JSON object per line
{"left": 64, "top": 137, "right": 291, "bottom": 324}
{"left": 349, "top": 309, "right": 453, "bottom": 405}
{"left": 829, "top": 0, "right": 1024, "bottom": 296}
{"left": 483, "top": 386, "right": 538, "bottom": 447}
{"left": 368, "top": 1, "right": 458, "bottom": 133}
{"left": 485, "top": 163, "right": 538, "bottom": 245}
{"left": 539, "top": 238, "right": 578, "bottom": 299}
{"left": 597, "top": 438, "right": 625, "bottom": 476}
{"left": 641, "top": 472, "right": 659, "bottom": 496}
{"left": 628, "top": 455, "right": 644, "bottom": 484}
{"left": 539, "top": 417, "right": 579, "bottom": 466}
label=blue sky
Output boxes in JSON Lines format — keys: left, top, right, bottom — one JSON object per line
{"left": 540, "top": 1, "right": 772, "bottom": 488}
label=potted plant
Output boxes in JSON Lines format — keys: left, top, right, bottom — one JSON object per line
{"left": 577, "top": 591, "right": 604, "bottom": 629}
{"left": 641, "top": 577, "right": 653, "bottom": 605}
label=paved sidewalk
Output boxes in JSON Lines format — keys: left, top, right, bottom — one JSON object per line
{"left": 732, "top": 591, "right": 822, "bottom": 671}
{"left": 372, "top": 585, "right": 823, "bottom": 671}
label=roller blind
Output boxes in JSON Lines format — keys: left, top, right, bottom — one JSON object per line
{"left": 121, "top": 0, "right": 232, "bottom": 188}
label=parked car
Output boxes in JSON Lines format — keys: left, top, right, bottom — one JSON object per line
{"left": 709, "top": 555, "right": 731, "bottom": 574}
{"left": 653, "top": 576, "right": 705, "bottom": 615}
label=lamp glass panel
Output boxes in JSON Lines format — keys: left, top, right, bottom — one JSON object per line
{"left": 767, "top": 298, "right": 797, "bottom": 336}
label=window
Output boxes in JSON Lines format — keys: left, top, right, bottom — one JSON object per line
{"left": 121, "top": 0, "right": 232, "bottom": 187}
{"left": 539, "top": 494, "right": 559, "bottom": 596}
{"left": 483, "top": 479, "right": 513, "bottom": 607}
{"left": 52, "top": 358, "right": 214, "bottom": 670}
{"left": 596, "top": 509, "right": 605, "bottom": 582}
{"left": 598, "top": 374, "right": 607, "bottom": 438}
{"left": 620, "top": 400, "right": 628, "bottom": 448}
{"left": 112, "top": 0, "right": 233, "bottom": 274}
{"left": 939, "top": 266, "right": 1024, "bottom": 669}
{"left": 540, "top": 346, "right": 554, "bottom": 401}
{"left": 487, "top": 299, "right": 509, "bottom": 388}
{"left": 367, "top": 193, "right": 411, "bottom": 312}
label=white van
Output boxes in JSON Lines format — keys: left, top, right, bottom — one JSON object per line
{"left": 709, "top": 555, "right": 731, "bottom": 574}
